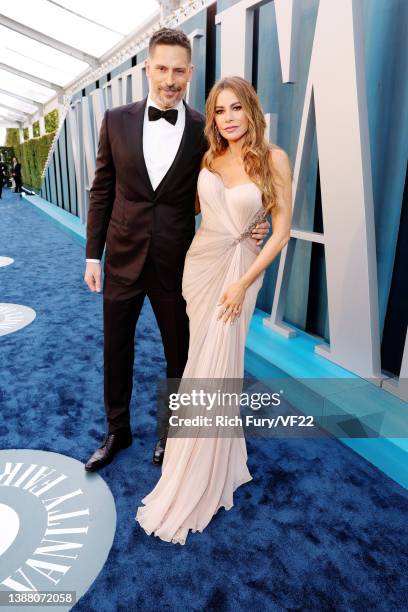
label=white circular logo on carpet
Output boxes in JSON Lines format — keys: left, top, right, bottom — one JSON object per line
{"left": 0, "top": 257, "right": 14, "bottom": 268}
{"left": 0, "top": 449, "right": 117, "bottom": 611}
{"left": 0, "top": 304, "right": 36, "bottom": 336}
{"left": 0, "top": 504, "right": 20, "bottom": 556}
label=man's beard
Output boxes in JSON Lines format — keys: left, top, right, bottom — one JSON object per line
{"left": 158, "top": 88, "right": 182, "bottom": 108}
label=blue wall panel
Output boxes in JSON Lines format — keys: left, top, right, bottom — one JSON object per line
{"left": 47, "top": 161, "right": 57, "bottom": 207}
{"left": 38, "top": 0, "right": 407, "bottom": 374}
{"left": 58, "top": 124, "right": 70, "bottom": 212}
{"left": 65, "top": 119, "right": 77, "bottom": 216}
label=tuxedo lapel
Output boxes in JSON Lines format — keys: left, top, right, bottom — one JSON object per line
{"left": 124, "top": 98, "right": 201, "bottom": 200}
{"left": 124, "top": 97, "right": 155, "bottom": 198}
{"left": 153, "top": 101, "right": 200, "bottom": 199}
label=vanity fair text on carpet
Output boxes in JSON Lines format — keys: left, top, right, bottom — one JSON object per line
{"left": 0, "top": 461, "right": 89, "bottom": 592}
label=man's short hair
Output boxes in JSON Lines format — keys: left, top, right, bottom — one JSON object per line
{"left": 149, "top": 28, "right": 191, "bottom": 62}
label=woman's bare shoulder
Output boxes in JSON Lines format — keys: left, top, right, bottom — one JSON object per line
{"left": 269, "top": 144, "right": 289, "bottom": 163}
{"left": 269, "top": 145, "right": 292, "bottom": 178}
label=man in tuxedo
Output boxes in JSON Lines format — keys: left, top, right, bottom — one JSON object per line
{"left": 84, "top": 28, "right": 268, "bottom": 471}
{"left": 0, "top": 157, "right": 6, "bottom": 198}
{"left": 11, "top": 157, "right": 22, "bottom": 194}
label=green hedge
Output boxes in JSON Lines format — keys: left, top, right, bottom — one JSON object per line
{"left": 5, "top": 117, "right": 58, "bottom": 191}
{"left": 5, "top": 128, "right": 56, "bottom": 192}
{"left": 0, "top": 146, "right": 15, "bottom": 184}
{"left": 16, "top": 133, "right": 56, "bottom": 191}
{"left": 45, "top": 109, "right": 59, "bottom": 133}
{"left": 5, "top": 128, "right": 19, "bottom": 147}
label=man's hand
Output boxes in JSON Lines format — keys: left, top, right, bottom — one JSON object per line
{"left": 84, "top": 262, "right": 102, "bottom": 293}
{"left": 251, "top": 220, "right": 270, "bottom": 246}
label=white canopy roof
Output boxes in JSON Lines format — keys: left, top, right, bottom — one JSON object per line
{"left": 0, "top": 0, "right": 159, "bottom": 136}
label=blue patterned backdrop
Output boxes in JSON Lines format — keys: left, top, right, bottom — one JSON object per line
{"left": 40, "top": 0, "right": 408, "bottom": 377}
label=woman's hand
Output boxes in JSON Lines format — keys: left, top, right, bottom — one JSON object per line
{"left": 217, "top": 280, "right": 247, "bottom": 324}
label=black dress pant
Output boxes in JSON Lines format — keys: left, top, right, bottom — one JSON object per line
{"left": 102, "top": 255, "right": 189, "bottom": 434}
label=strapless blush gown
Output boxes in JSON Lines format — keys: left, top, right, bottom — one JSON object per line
{"left": 135, "top": 167, "right": 267, "bottom": 544}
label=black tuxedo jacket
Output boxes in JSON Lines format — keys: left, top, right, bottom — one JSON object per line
{"left": 86, "top": 97, "right": 206, "bottom": 291}
{"left": 12, "top": 163, "right": 21, "bottom": 179}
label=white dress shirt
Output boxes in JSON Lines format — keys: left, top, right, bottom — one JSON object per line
{"left": 143, "top": 93, "right": 185, "bottom": 190}
{"left": 86, "top": 94, "right": 186, "bottom": 264}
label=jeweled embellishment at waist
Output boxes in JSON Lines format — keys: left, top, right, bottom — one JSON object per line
{"left": 232, "top": 207, "right": 269, "bottom": 245}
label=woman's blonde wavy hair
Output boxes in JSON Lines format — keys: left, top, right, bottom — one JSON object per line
{"left": 203, "top": 76, "right": 283, "bottom": 213}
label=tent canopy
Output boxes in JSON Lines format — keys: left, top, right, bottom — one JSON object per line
{"left": 0, "top": 0, "right": 159, "bottom": 127}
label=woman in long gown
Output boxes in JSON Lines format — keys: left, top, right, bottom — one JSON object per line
{"left": 135, "top": 76, "right": 292, "bottom": 544}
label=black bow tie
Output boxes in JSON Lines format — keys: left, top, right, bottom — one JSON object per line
{"left": 148, "top": 105, "right": 178, "bottom": 126}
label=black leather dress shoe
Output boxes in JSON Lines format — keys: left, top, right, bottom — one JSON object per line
{"left": 84, "top": 430, "right": 132, "bottom": 472}
{"left": 152, "top": 436, "right": 167, "bottom": 465}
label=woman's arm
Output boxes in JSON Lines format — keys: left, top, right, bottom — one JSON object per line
{"left": 217, "top": 148, "right": 292, "bottom": 323}
{"left": 240, "top": 148, "right": 292, "bottom": 288}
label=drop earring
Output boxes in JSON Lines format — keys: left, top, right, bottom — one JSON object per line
{"left": 214, "top": 125, "right": 222, "bottom": 147}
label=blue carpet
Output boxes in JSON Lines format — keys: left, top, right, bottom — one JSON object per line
{"left": 1, "top": 187, "right": 407, "bottom": 611}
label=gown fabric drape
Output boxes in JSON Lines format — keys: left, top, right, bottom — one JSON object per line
{"left": 136, "top": 168, "right": 267, "bottom": 544}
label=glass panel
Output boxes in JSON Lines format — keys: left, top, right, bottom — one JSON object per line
{"left": 0, "top": 92, "right": 38, "bottom": 114}
{"left": 0, "top": 0, "right": 160, "bottom": 132}
{"left": 0, "top": 0, "right": 159, "bottom": 58}
{"left": 55, "top": 0, "right": 159, "bottom": 36}
{"left": 0, "top": 69, "right": 54, "bottom": 102}
{"left": 0, "top": 24, "right": 87, "bottom": 86}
